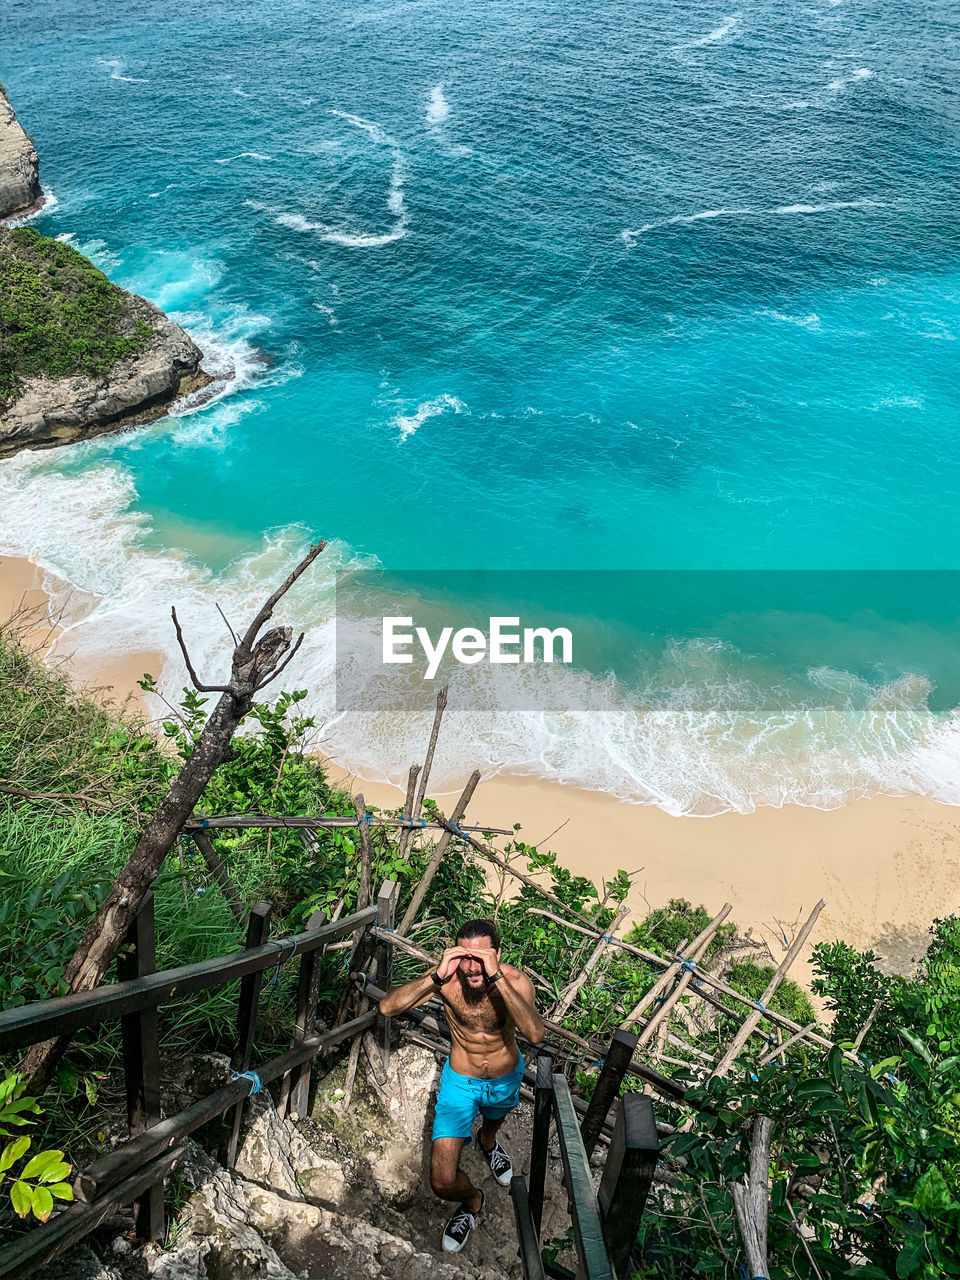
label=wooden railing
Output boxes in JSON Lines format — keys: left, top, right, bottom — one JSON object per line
{"left": 2, "top": 871, "right": 660, "bottom": 1280}
{"left": 513, "top": 1038, "right": 661, "bottom": 1280}
{"left": 0, "top": 888, "right": 385, "bottom": 1280}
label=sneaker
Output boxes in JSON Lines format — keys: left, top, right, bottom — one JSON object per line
{"left": 479, "top": 1137, "right": 513, "bottom": 1186}
{"left": 441, "top": 1192, "right": 483, "bottom": 1253}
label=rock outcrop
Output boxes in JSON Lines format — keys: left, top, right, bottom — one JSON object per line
{"left": 0, "top": 87, "right": 42, "bottom": 219}
{"left": 0, "top": 285, "right": 214, "bottom": 456}
{"left": 0, "top": 93, "right": 216, "bottom": 456}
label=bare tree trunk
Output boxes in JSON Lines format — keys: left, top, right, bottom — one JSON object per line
{"left": 20, "top": 542, "right": 325, "bottom": 1095}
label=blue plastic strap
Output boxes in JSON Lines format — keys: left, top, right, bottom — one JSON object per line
{"left": 755, "top": 1001, "right": 766, "bottom": 1012}
{"left": 230, "top": 1069, "right": 262, "bottom": 1095}
{"left": 601, "top": 935, "right": 613, "bottom": 943}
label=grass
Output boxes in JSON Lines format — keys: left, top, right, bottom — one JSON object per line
{"left": 0, "top": 226, "right": 152, "bottom": 404}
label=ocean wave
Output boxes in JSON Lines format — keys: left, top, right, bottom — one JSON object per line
{"left": 253, "top": 111, "right": 409, "bottom": 247}
{"left": 393, "top": 393, "right": 466, "bottom": 441}
{"left": 622, "top": 199, "right": 878, "bottom": 243}
{"left": 55, "top": 233, "right": 124, "bottom": 273}
{"left": 97, "top": 57, "right": 148, "bottom": 83}
{"left": 757, "top": 309, "right": 822, "bottom": 329}
{"left": 6, "top": 188, "right": 58, "bottom": 225}
{"left": 673, "top": 14, "right": 740, "bottom": 50}
{"left": 214, "top": 152, "right": 274, "bottom": 164}
{"left": 3, "top": 448, "right": 958, "bottom": 816}
{"left": 426, "top": 84, "right": 450, "bottom": 125}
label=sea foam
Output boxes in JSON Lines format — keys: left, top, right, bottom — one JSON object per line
{"left": 426, "top": 84, "right": 450, "bottom": 125}
{"left": 393, "top": 393, "right": 466, "bottom": 441}
{"left": 260, "top": 111, "right": 409, "bottom": 247}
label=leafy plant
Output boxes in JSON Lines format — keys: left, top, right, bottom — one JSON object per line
{"left": 0, "top": 1073, "right": 73, "bottom": 1222}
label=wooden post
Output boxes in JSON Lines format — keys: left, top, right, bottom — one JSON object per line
{"left": 598, "top": 1094, "right": 660, "bottom": 1280}
{"left": 528, "top": 1049, "right": 554, "bottom": 1240}
{"left": 190, "top": 830, "right": 245, "bottom": 923}
{"left": 553, "top": 904, "right": 630, "bottom": 1021}
{"left": 413, "top": 685, "right": 448, "bottom": 816}
{"left": 713, "top": 900, "right": 826, "bottom": 1078}
{"left": 580, "top": 1029, "right": 638, "bottom": 1161}
{"left": 117, "top": 891, "right": 164, "bottom": 1241}
{"left": 221, "top": 901, "right": 272, "bottom": 1166}
{"left": 510, "top": 1174, "right": 547, "bottom": 1280}
{"left": 280, "top": 908, "right": 326, "bottom": 1119}
{"left": 375, "top": 880, "right": 399, "bottom": 1073}
{"left": 354, "top": 794, "right": 373, "bottom": 917}
{"left": 395, "top": 763, "right": 421, "bottom": 861}
{"left": 731, "top": 1116, "right": 772, "bottom": 1279}
{"left": 397, "top": 770, "right": 481, "bottom": 936}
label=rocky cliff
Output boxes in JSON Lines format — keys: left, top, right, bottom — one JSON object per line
{"left": 0, "top": 86, "right": 42, "bottom": 219}
{"left": 0, "top": 227, "right": 214, "bottom": 457}
{"left": 0, "top": 94, "right": 214, "bottom": 456}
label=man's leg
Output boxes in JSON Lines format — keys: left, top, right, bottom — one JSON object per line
{"left": 477, "top": 1115, "right": 506, "bottom": 1153}
{"left": 430, "top": 1137, "right": 482, "bottom": 1213}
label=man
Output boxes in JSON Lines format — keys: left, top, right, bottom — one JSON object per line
{"left": 379, "top": 918, "right": 545, "bottom": 1253}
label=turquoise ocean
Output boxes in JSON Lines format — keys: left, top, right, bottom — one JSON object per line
{"left": 2, "top": 0, "right": 959, "bottom": 813}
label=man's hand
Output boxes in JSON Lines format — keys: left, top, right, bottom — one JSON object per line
{"left": 470, "top": 947, "right": 501, "bottom": 981}
{"left": 436, "top": 946, "right": 468, "bottom": 982}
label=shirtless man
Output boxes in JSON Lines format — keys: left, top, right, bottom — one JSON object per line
{"left": 379, "top": 918, "right": 545, "bottom": 1253}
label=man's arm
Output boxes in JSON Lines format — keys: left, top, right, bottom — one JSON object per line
{"left": 497, "top": 969, "right": 546, "bottom": 1044}
{"left": 378, "top": 971, "right": 437, "bottom": 1018}
{"left": 378, "top": 946, "right": 466, "bottom": 1018}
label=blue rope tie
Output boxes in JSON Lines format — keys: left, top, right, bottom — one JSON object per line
{"left": 601, "top": 935, "right": 613, "bottom": 943}
{"left": 679, "top": 956, "right": 697, "bottom": 973}
{"left": 361, "top": 812, "right": 373, "bottom": 825}
{"left": 230, "top": 1069, "right": 262, "bottom": 1095}
{"left": 655, "top": 995, "right": 668, "bottom": 1004}
{"left": 755, "top": 1002, "right": 766, "bottom": 1012}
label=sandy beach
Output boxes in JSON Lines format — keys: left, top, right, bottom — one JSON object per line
{"left": 3, "top": 550, "right": 958, "bottom": 980}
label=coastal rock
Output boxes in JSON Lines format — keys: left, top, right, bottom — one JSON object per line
{"left": 0, "top": 281, "right": 215, "bottom": 457}
{"left": 0, "top": 88, "right": 41, "bottom": 219}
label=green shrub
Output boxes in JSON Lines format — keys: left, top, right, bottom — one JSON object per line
{"left": 0, "top": 226, "right": 152, "bottom": 403}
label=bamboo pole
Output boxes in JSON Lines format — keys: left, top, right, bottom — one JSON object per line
{"left": 712, "top": 900, "right": 826, "bottom": 1078}
{"left": 552, "top": 905, "right": 631, "bottom": 1020}
{"left": 443, "top": 830, "right": 598, "bottom": 928}
{"left": 624, "top": 905, "right": 731, "bottom": 1029}
{"left": 181, "top": 813, "right": 513, "bottom": 836}
{"left": 396, "top": 771, "right": 481, "bottom": 936}
{"left": 394, "top": 764, "right": 421, "bottom": 862}
{"left": 531, "top": 904, "right": 856, "bottom": 1064}
{"left": 413, "top": 686, "right": 447, "bottom": 818}
{"left": 852, "top": 998, "right": 883, "bottom": 1054}
{"left": 758, "top": 1023, "right": 817, "bottom": 1068}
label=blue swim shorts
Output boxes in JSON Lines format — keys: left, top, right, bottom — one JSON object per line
{"left": 431, "top": 1058, "right": 525, "bottom": 1143}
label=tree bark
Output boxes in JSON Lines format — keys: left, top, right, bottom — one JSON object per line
{"left": 19, "top": 542, "right": 325, "bottom": 1095}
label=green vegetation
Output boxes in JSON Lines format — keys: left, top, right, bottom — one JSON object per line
{"left": 0, "top": 1073, "right": 74, "bottom": 1223}
{"left": 0, "top": 625, "right": 957, "bottom": 1275}
{"left": 0, "top": 226, "right": 152, "bottom": 403}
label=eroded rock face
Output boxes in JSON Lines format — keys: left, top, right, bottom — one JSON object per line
{"left": 0, "top": 289, "right": 215, "bottom": 456}
{"left": 143, "top": 1044, "right": 573, "bottom": 1280}
{"left": 0, "top": 88, "right": 41, "bottom": 219}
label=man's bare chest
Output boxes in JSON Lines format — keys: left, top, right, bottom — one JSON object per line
{"left": 445, "top": 994, "right": 510, "bottom": 1036}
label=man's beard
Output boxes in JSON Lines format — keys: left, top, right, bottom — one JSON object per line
{"left": 457, "top": 969, "right": 487, "bottom": 1005}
